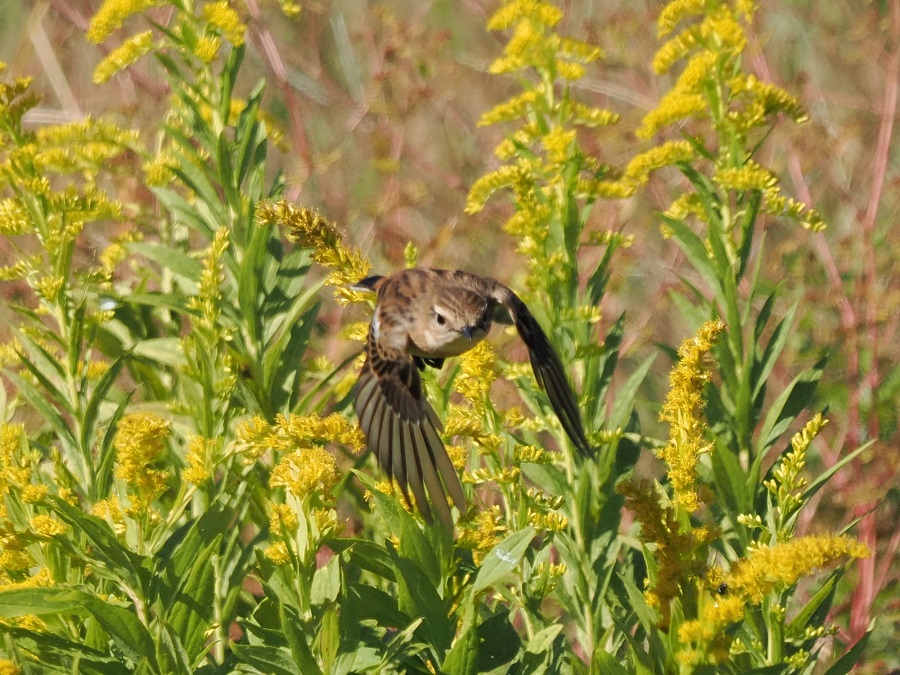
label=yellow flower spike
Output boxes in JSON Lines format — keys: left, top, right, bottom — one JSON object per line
{"left": 478, "top": 91, "right": 540, "bottom": 127}
{"left": 713, "top": 161, "right": 778, "bottom": 192}
{"left": 456, "top": 341, "right": 497, "bottom": 407}
{"left": 269, "top": 502, "right": 300, "bottom": 534}
{"left": 20, "top": 484, "right": 48, "bottom": 504}
{"left": 93, "top": 30, "right": 154, "bottom": 83}
{"left": 258, "top": 201, "right": 371, "bottom": 305}
{"left": 194, "top": 36, "right": 222, "bottom": 63}
{"left": 269, "top": 446, "right": 339, "bottom": 498}
{"left": 658, "top": 0, "right": 709, "bottom": 37}
{"left": 264, "top": 541, "right": 290, "bottom": 565}
{"left": 625, "top": 141, "right": 697, "bottom": 184}
{"left": 183, "top": 436, "right": 217, "bottom": 485}
{"left": 0, "top": 658, "right": 21, "bottom": 674}
{"left": 114, "top": 412, "right": 171, "bottom": 511}
{"left": 201, "top": 1, "right": 246, "bottom": 47}
{"left": 658, "top": 319, "right": 724, "bottom": 513}
{"left": 638, "top": 92, "right": 708, "bottom": 139}
{"left": 29, "top": 514, "right": 66, "bottom": 537}
{"left": 86, "top": 0, "right": 162, "bottom": 44}
{"left": 729, "top": 534, "right": 869, "bottom": 604}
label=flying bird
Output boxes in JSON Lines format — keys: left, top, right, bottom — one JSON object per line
{"left": 353, "top": 268, "right": 592, "bottom": 526}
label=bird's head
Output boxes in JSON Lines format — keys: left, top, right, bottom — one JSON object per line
{"left": 414, "top": 290, "right": 493, "bottom": 357}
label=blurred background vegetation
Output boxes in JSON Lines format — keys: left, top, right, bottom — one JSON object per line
{"left": 1, "top": 0, "right": 896, "bottom": 669}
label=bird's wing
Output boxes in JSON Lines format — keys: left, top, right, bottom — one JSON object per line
{"left": 492, "top": 287, "right": 594, "bottom": 457}
{"left": 354, "top": 327, "right": 465, "bottom": 526}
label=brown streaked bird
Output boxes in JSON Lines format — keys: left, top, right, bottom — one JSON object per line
{"left": 352, "top": 268, "right": 593, "bottom": 526}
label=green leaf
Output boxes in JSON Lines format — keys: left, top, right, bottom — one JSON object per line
{"left": 755, "top": 358, "right": 825, "bottom": 459}
{"left": 48, "top": 497, "right": 146, "bottom": 592}
{"left": 128, "top": 242, "right": 203, "bottom": 283}
{"left": 823, "top": 629, "right": 870, "bottom": 675}
{"left": 230, "top": 643, "right": 301, "bottom": 675}
{"left": 280, "top": 603, "right": 322, "bottom": 675}
{"left": 167, "top": 535, "right": 221, "bottom": 660}
{"left": 591, "top": 648, "right": 630, "bottom": 675}
{"left": 80, "top": 354, "right": 128, "bottom": 459}
{"left": 476, "top": 608, "right": 521, "bottom": 671}
{"left": 473, "top": 526, "right": 535, "bottom": 593}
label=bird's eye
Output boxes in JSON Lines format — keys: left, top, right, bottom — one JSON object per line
{"left": 435, "top": 312, "right": 447, "bottom": 326}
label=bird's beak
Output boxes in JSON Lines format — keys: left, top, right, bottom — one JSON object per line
{"left": 461, "top": 326, "right": 475, "bottom": 340}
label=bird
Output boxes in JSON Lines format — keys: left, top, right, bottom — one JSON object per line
{"left": 352, "top": 268, "right": 593, "bottom": 526}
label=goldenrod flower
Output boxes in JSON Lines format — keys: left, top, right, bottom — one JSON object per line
{"left": 264, "top": 541, "right": 290, "bottom": 565}
{"left": 114, "top": 412, "right": 170, "bottom": 511}
{"left": 618, "top": 477, "right": 716, "bottom": 628}
{"left": 29, "top": 515, "right": 66, "bottom": 537}
{"left": 269, "top": 502, "right": 299, "bottom": 535}
{"left": 194, "top": 36, "right": 222, "bottom": 63}
{"left": 93, "top": 30, "right": 154, "bottom": 83}
{"left": 458, "top": 506, "right": 507, "bottom": 564}
{"left": 677, "top": 532, "right": 868, "bottom": 665}
{"left": 257, "top": 201, "right": 371, "bottom": 305}
{"left": 86, "top": 0, "right": 162, "bottom": 44}
{"left": 183, "top": 436, "right": 216, "bottom": 485}
{"left": 625, "top": 140, "right": 697, "bottom": 184}
{"left": 658, "top": 320, "right": 725, "bottom": 513}
{"left": 456, "top": 341, "right": 497, "bottom": 409}
{"left": 270, "top": 446, "right": 339, "bottom": 498}
{"left": 187, "top": 227, "right": 230, "bottom": 332}
{"left": 0, "top": 658, "right": 21, "bottom": 675}
{"left": 20, "top": 484, "right": 47, "bottom": 504}
{"left": 91, "top": 498, "right": 127, "bottom": 537}
{"left": 201, "top": 1, "right": 246, "bottom": 47}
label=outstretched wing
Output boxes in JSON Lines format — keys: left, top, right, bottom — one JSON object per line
{"left": 354, "top": 327, "right": 465, "bottom": 526}
{"left": 494, "top": 288, "right": 594, "bottom": 458}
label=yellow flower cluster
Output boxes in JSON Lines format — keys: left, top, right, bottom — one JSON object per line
{"left": 618, "top": 478, "right": 719, "bottom": 629}
{"left": 677, "top": 533, "right": 869, "bottom": 665}
{"left": 113, "top": 412, "right": 171, "bottom": 514}
{"left": 763, "top": 413, "right": 827, "bottom": 537}
{"left": 93, "top": 30, "right": 155, "bottom": 84}
{"left": 455, "top": 342, "right": 497, "bottom": 409}
{"left": 86, "top": 0, "right": 162, "bottom": 44}
{"left": 658, "top": 320, "right": 725, "bottom": 513}
{"left": 187, "top": 226, "right": 230, "bottom": 334}
{"left": 467, "top": 1, "right": 621, "bottom": 286}
{"left": 201, "top": 2, "right": 246, "bottom": 47}
{"left": 257, "top": 201, "right": 372, "bottom": 305}
{"left": 183, "top": 436, "right": 217, "bottom": 485}
{"left": 458, "top": 506, "right": 507, "bottom": 564}
{"left": 270, "top": 446, "right": 340, "bottom": 498}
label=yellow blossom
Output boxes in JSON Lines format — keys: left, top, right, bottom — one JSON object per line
{"left": 20, "top": 484, "right": 47, "bottom": 503}
{"left": 658, "top": 320, "right": 724, "bottom": 513}
{"left": 269, "top": 502, "right": 299, "bottom": 534}
{"left": 729, "top": 534, "right": 868, "bottom": 604}
{"left": 0, "top": 658, "right": 21, "bottom": 675}
{"left": 270, "top": 446, "right": 339, "bottom": 498}
{"left": 183, "top": 436, "right": 216, "bottom": 485}
{"left": 114, "top": 412, "right": 170, "bottom": 511}
{"left": 257, "top": 201, "right": 371, "bottom": 305}
{"left": 201, "top": 2, "right": 246, "bottom": 47}
{"left": 93, "top": 30, "right": 154, "bottom": 83}
{"left": 458, "top": 506, "right": 507, "bottom": 564}
{"left": 194, "top": 36, "right": 222, "bottom": 63}
{"left": 625, "top": 141, "right": 697, "bottom": 186}
{"left": 86, "top": 0, "right": 161, "bottom": 43}
{"left": 30, "top": 514, "right": 66, "bottom": 537}
{"left": 264, "top": 541, "right": 290, "bottom": 565}
{"left": 714, "top": 161, "right": 778, "bottom": 192}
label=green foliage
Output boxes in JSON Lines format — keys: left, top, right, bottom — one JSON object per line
{"left": 0, "top": 1, "right": 879, "bottom": 674}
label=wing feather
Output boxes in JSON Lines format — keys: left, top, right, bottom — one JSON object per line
{"left": 496, "top": 289, "right": 594, "bottom": 457}
{"left": 354, "top": 325, "right": 465, "bottom": 525}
